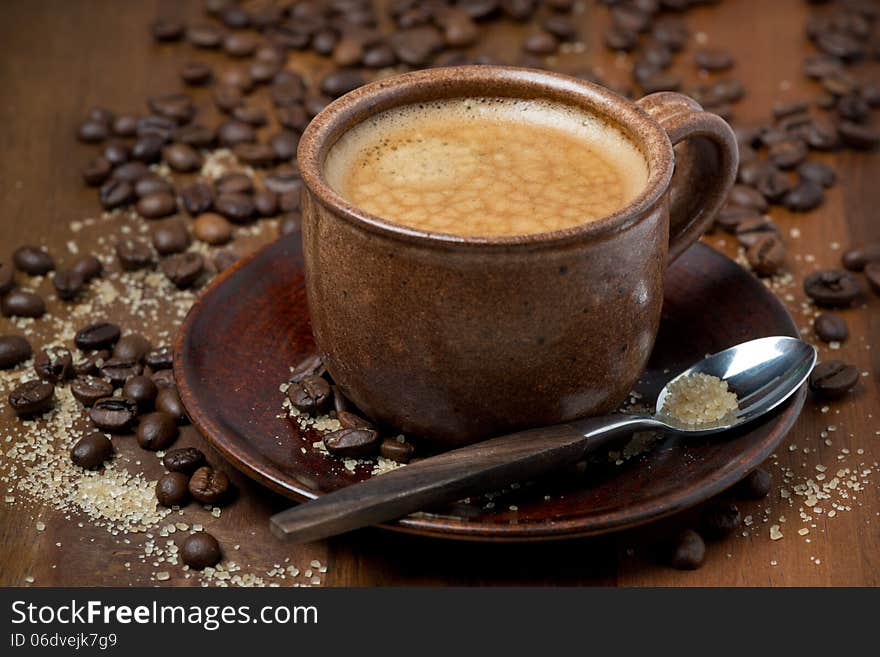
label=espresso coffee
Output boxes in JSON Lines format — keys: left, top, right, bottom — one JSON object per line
{"left": 325, "top": 98, "right": 648, "bottom": 237}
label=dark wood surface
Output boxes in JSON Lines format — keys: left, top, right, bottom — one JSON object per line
{"left": 178, "top": 237, "right": 806, "bottom": 542}
{"left": 0, "top": 0, "right": 878, "bottom": 586}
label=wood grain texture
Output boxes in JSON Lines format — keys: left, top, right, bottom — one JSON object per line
{"left": 0, "top": 0, "right": 877, "bottom": 586}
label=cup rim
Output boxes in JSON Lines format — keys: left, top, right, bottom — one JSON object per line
{"left": 297, "top": 66, "right": 675, "bottom": 249}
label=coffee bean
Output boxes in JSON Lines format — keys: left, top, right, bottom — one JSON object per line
{"left": 73, "top": 350, "right": 109, "bottom": 377}
{"left": 181, "top": 182, "right": 213, "bottom": 215}
{"left": 112, "top": 114, "right": 139, "bottom": 137}
{"left": 75, "top": 322, "right": 120, "bottom": 351}
{"left": 13, "top": 246, "right": 54, "bottom": 276}
{"left": 137, "top": 411, "right": 179, "bottom": 450}
{"left": 271, "top": 73, "right": 306, "bottom": 108}
{"left": 188, "top": 466, "right": 229, "bottom": 504}
{"left": 145, "top": 346, "right": 173, "bottom": 371}
{"left": 333, "top": 37, "right": 366, "bottom": 66}
{"left": 666, "top": 529, "right": 705, "bottom": 570}
{"left": 278, "top": 189, "right": 300, "bottom": 213}
{"left": 151, "top": 17, "right": 184, "bottom": 42}
{"left": 99, "top": 179, "right": 135, "bottom": 210}
{"left": 102, "top": 140, "right": 130, "bottom": 166}
{"left": 312, "top": 29, "right": 338, "bottom": 56}
{"left": 0, "top": 262, "right": 13, "bottom": 296}
{"left": 148, "top": 93, "right": 195, "bottom": 124}
{"left": 363, "top": 43, "right": 396, "bottom": 68}
{"left": 1, "top": 291, "right": 46, "bottom": 318}
{"left": 136, "top": 175, "right": 172, "bottom": 199}
{"left": 193, "top": 213, "right": 233, "bottom": 245}
{"left": 290, "top": 354, "right": 326, "bottom": 383}
{"left": 797, "top": 161, "right": 836, "bottom": 187}
{"left": 78, "top": 120, "right": 108, "bottom": 143}
{"left": 162, "top": 143, "right": 203, "bottom": 173}
{"left": 156, "top": 471, "right": 190, "bottom": 507}
{"left": 136, "top": 116, "right": 176, "bottom": 141}
{"left": 70, "top": 431, "right": 114, "bottom": 471}
{"left": 218, "top": 121, "right": 256, "bottom": 147}
{"left": 115, "top": 239, "right": 154, "bottom": 271}
{"left": 250, "top": 58, "right": 282, "bottom": 84}
{"left": 783, "top": 180, "right": 824, "bottom": 211}
{"left": 52, "top": 269, "right": 84, "bottom": 301}
{"left": 156, "top": 387, "right": 188, "bottom": 423}
{"left": 320, "top": 70, "right": 367, "bottom": 98}
{"left": 161, "top": 252, "right": 205, "bottom": 289}
{"left": 70, "top": 255, "right": 103, "bottom": 282}
{"left": 734, "top": 216, "right": 780, "bottom": 247}
{"left": 288, "top": 375, "right": 331, "bottom": 414}
{"left": 263, "top": 167, "right": 300, "bottom": 194}
{"left": 214, "top": 193, "right": 255, "bottom": 223}
{"left": 756, "top": 169, "right": 794, "bottom": 202}
{"left": 123, "top": 375, "right": 158, "bottom": 411}
{"left": 390, "top": 26, "right": 443, "bottom": 65}
{"left": 304, "top": 93, "right": 332, "bottom": 118}
{"left": 337, "top": 411, "right": 373, "bottom": 430}
{"left": 728, "top": 185, "right": 768, "bottom": 212}
{"left": 9, "top": 379, "right": 54, "bottom": 417}
{"left": 325, "top": 427, "right": 381, "bottom": 458}
{"left": 865, "top": 262, "right": 880, "bottom": 296}
{"left": 837, "top": 93, "right": 870, "bottom": 123}
{"left": 605, "top": 24, "right": 638, "bottom": 51}
{"left": 71, "top": 376, "right": 114, "bottom": 407}
{"left": 89, "top": 397, "right": 137, "bottom": 432}
{"left": 814, "top": 313, "right": 848, "bottom": 343}
{"left": 83, "top": 156, "right": 112, "bottom": 186}
{"left": 163, "top": 447, "right": 206, "bottom": 474}
{"left": 734, "top": 467, "right": 771, "bottom": 499}
{"left": 380, "top": 438, "right": 416, "bottom": 463}
{"left": 737, "top": 159, "right": 772, "bottom": 186}
{"left": 809, "top": 360, "right": 859, "bottom": 399}
{"left": 233, "top": 143, "right": 277, "bottom": 167}
{"left": 0, "top": 336, "right": 31, "bottom": 369}
{"left": 180, "top": 60, "right": 213, "bottom": 86}
{"left": 768, "top": 138, "right": 808, "bottom": 169}
{"left": 716, "top": 203, "right": 758, "bottom": 233}
{"left": 695, "top": 47, "right": 733, "bottom": 71}
{"left": 254, "top": 190, "right": 279, "bottom": 217}
{"left": 699, "top": 502, "right": 741, "bottom": 539}
{"left": 215, "top": 172, "right": 253, "bottom": 196}
{"left": 151, "top": 219, "right": 191, "bottom": 255}
{"left": 842, "top": 242, "right": 880, "bottom": 271}
{"left": 175, "top": 123, "right": 215, "bottom": 149}
{"left": 803, "top": 269, "right": 862, "bottom": 306}
{"left": 112, "top": 161, "right": 151, "bottom": 183}
{"left": 34, "top": 347, "right": 73, "bottom": 383}
{"left": 181, "top": 532, "right": 222, "bottom": 569}
{"left": 223, "top": 31, "right": 257, "bottom": 57}
{"left": 232, "top": 105, "right": 268, "bottom": 127}
{"left": 131, "top": 134, "right": 164, "bottom": 163}
{"left": 100, "top": 358, "right": 143, "bottom": 386}
{"left": 152, "top": 369, "right": 176, "bottom": 390}
{"left": 213, "top": 84, "right": 243, "bottom": 114}
{"left": 269, "top": 131, "right": 299, "bottom": 162}
{"left": 838, "top": 121, "right": 880, "bottom": 149}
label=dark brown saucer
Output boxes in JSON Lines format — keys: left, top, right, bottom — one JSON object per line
{"left": 175, "top": 235, "right": 805, "bottom": 542}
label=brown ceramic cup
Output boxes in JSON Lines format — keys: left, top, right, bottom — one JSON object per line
{"left": 298, "top": 66, "right": 738, "bottom": 448}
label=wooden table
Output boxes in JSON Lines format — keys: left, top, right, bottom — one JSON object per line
{"left": 0, "top": 0, "right": 877, "bottom": 586}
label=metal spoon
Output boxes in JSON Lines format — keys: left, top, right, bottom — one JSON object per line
{"left": 270, "top": 336, "right": 816, "bottom": 543}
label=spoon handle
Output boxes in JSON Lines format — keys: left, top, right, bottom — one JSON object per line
{"left": 270, "top": 414, "right": 659, "bottom": 544}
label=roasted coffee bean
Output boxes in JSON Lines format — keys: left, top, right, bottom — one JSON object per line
{"left": 144, "top": 346, "right": 173, "bottom": 371}
{"left": 161, "top": 252, "right": 204, "bottom": 289}
{"left": 156, "top": 386, "right": 188, "bottom": 423}
{"left": 131, "top": 134, "right": 165, "bottom": 164}
{"left": 123, "top": 375, "right": 158, "bottom": 411}
{"left": 181, "top": 182, "right": 213, "bottom": 215}
{"left": 114, "top": 334, "right": 151, "bottom": 362}
{"left": 290, "top": 353, "right": 326, "bottom": 383}
{"left": 268, "top": 70, "right": 305, "bottom": 107}
{"left": 151, "top": 369, "right": 176, "bottom": 389}
{"left": 223, "top": 31, "right": 257, "bottom": 57}
{"left": 270, "top": 131, "right": 298, "bottom": 162}
{"left": 337, "top": 411, "right": 373, "bottom": 430}
{"left": 333, "top": 37, "right": 366, "bottom": 66}
{"left": 768, "top": 138, "right": 808, "bottom": 169}
{"left": 728, "top": 185, "right": 767, "bottom": 212}
{"left": 797, "top": 161, "right": 836, "bottom": 187}
{"left": 72, "top": 350, "right": 109, "bottom": 377}
{"left": 390, "top": 25, "right": 443, "bottom": 65}
{"left": 737, "top": 159, "right": 772, "bottom": 186}
{"left": 214, "top": 193, "right": 255, "bottom": 223}
{"left": 217, "top": 121, "right": 256, "bottom": 147}
{"left": 70, "top": 255, "right": 103, "bottom": 282}
{"left": 52, "top": 269, "right": 84, "bottom": 301}
{"left": 0, "top": 335, "right": 31, "bottom": 369}
{"left": 304, "top": 93, "right": 332, "bottom": 119}
{"left": 639, "top": 71, "right": 682, "bottom": 94}
{"left": 842, "top": 242, "right": 880, "bottom": 271}
{"left": 13, "top": 246, "right": 54, "bottom": 276}
{"left": 837, "top": 93, "right": 869, "bottom": 123}
{"left": 137, "top": 411, "right": 179, "bottom": 450}
{"left": 213, "top": 84, "right": 243, "bottom": 114}
{"left": 163, "top": 447, "right": 206, "bottom": 474}
{"left": 87, "top": 108, "right": 114, "bottom": 127}
{"left": 162, "top": 143, "right": 203, "bottom": 173}
{"left": 34, "top": 347, "right": 73, "bottom": 383}
{"left": 756, "top": 169, "right": 794, "bottom": 202}
{"left": 784, "top": 180, "right": 824, "bottom": 211}
{"left": 175, "top": 123, "right": 215, "bottom": 148}
{"left": 180, "top": 60, "right": 213, "bottom": 86}
{"left": 699, "top": 501, "right": 741, "bottom": 539}
{"left": 279, "top": 213, "right": 302, "bottom": 235}
{"left": 838, "top": 121, "right": 879, "bottom": 149}
{"left": 747, "top": 235, "right": 786, "bottom": 277}
{"left": 112, "top": 161, "right": 150, "bottom": 183}
{"left": 220, "top": 68, "right": 255, "bottom": 92}
{"left": 865, "top": 262, "right": 880, "bottom": 296}
{"left": 112, "top": 113, "right": 139, "bottom": 137}
{"left": 803, "top": 269, "right": 862, "bottom": 307}
{"left": 666, "top": 529, "right": 705, "bottom": 570}
{"left": 320, "top": 70, "right": 367, "bottom": 98}
{"left": 380, "top": 438, "right": 416, "bottom": 463}
{"left": 151, "top": 17, "right": 184, "bottom": 41}
{"left": 214, "top": 172, "right": 253, "bottom": 196}
{"left": 156, "top": 472, "right": 190, "bottom": 507}
{"left": 734, "top": 216, "right": 780, "bottom": 247}
{"left": 278, "top": 189, "right": 300, "bottom": 213}
{"left": 100, "top": 358, "right": 143, "bottom": 385}
{"left": 695, "top": 47, "right": 733, "bottom": 71}
{"left": 136, "top": 115, "right": 176, "bottom": 141}
{"left": 249, "top": 191, "right": 276, "bottom": 218}
{"left": 809, "top": 360, "right": 859, "bottom": 399}
{"left": 1, "top": 291, "right": 46, "bottom": 318}
{"left": 78, "top": 119, "right": 108, "bottom": 143}
{"left": 99, "top": 179, "right": 135, "bottom": 210}
{"left": 263, "top": 167, "right": 300, "bottom": 195}
{"left": 151, "top": 219, "right": 191, "bottom": 255}
{"left": 75, "top": 322, "right": 120, "bottom": 350}
{"left": 115, "top": 239, "right": 154, "bottom": 271}
{"left": 70, "top": 376, "right": 114, "bottom": 407}
{"left": 102, "top": 140, "right": 130, "bottom": 166}
{"left": 193, "top": 213, "right": 233, "bottom": 245}
{"left": 181, "top": 532, "right": 221, "bottom": 569}
{"left": 288, "top": 374, "right": 331, "bottom": 414}
{"left": 605, "top": 24, "right": 638, "bottom": 51}
{"left": 188, "top": 466, "right": 229, "bottom": 504}
{"left": 814, "top": 313, "right": 848, "bottom": 343}
{"left": 70, "top": 432, "right": 114, "bottom": 470}
{"left": 148, "top": 93, "right": 195, "bottom": 124}
{"left": 233, "top": 142, "right": 276, "bottom": 167}
{"left": 250, "top": 58, "right": 282, "bottom": 83}
{"left": 89, "top": 397, "right": 137, "bottom": 432}
{"left": 312, "top": 29, "right": 338, "bottom": 56}
{"left": 232, "top": 105, "right": 268, "bottom": 127}
{"left": 0, "top": 262, "right": 13, "bottom": 296}
{"left": 9, "top": 380, "right": 54, "bottom": 417}
{"left": 83, "top": 156, "right": 112, "bottom": 186}
{"left": 363, "top": 43, "right": 396, "bottom": 68}
{"left": 734, "top": 467, "right": 771, "bottom": 499}
{"left": 324, "top": 427, "right": 381, "bottom": 458}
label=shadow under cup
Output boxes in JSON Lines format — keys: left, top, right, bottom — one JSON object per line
{"left": 297, "top": 66, "right": 734, "bottom": 449}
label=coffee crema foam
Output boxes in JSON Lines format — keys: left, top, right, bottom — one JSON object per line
{"left": 325, "top": 98, "right": 649, "bottom": 237}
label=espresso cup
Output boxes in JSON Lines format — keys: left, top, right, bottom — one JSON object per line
{"left": 298, "top": 66, "right": 737, "bottom": 448}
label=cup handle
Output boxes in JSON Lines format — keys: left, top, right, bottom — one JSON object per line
{"left": 636, "top": 92, "right": 739, "bottom": 263}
